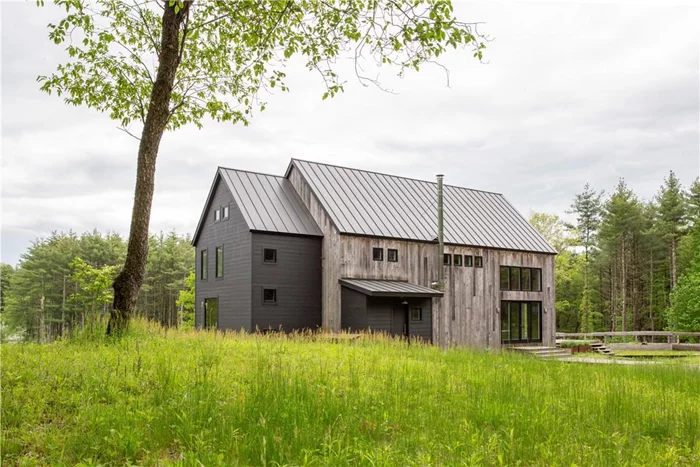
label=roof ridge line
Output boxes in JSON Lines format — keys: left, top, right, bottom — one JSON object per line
{"left": 290, "top": 158, "right": 504, "bottom": 196}
{"left": 218, "top": 166, "right": 284, "bottom": 179}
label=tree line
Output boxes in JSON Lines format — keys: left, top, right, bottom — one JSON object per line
{"left": 1, "top": 231, "right": 194, "bottom": 342}
{"left": 531, "top": 172, "right": 700, "bottom": 334}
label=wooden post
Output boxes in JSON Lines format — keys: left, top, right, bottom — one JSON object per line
{"left": 437, "top": 174, "right": 444, "bottom": 291}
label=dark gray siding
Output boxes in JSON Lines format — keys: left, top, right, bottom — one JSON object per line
{"left": 251, "top": 233, "right": 322, "bottom": 331}
{"left": 407, "top": 298, "right": 432, "bottom": 342}
{"left": 194, "top": 176, "right": 252, "bottom": 331}
{"left": 366, "top": 298, "right": 392, "bottom": 333}
{"left": 341, "top": 287, "right": 367, "bottom": 330}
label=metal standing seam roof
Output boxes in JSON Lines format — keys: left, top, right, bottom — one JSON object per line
{"left": 287, "top": 159, "right": 556, "bottom": 254}
{"left": 218, "top": 167, "right": 323, "bottom": 237}
{"left": 339, "top": 279, "right": 444, "bottom": 297}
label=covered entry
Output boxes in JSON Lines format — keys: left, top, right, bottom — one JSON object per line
{"left": 339, "top": 279, "right": 443, "bottom": 342}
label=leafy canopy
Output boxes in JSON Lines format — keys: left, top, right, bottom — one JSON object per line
{"left": 38, "top": 0, "right": 486, "bottom": 131}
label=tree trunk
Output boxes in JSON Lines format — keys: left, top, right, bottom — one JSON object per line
{"left": 621, "top": 239, "right": 627, "bottom": 333}
{"left": 670, "top": 237, "right": 677, "bottom": 290}
{"left": 649, "top": 248, "right": 654, "bottom": 331}
{"left": 61, "top": 275, "right": 66, "bottom": 338}
{"left": 108, "top": 1, "right": 192, "bottom": 335}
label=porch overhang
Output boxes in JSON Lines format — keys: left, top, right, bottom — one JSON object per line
{"left": 339, "top": 279, "right": 444, "bottom": 298}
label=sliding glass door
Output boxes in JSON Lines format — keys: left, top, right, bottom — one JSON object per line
{"left": 501, "top": 301, "right": 542, "bottom": 344}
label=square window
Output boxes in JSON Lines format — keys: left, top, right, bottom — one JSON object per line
{"left": 263, "top": 248, "right": 277, "bottom": 263}
{"left": 373, "top": 248, "right": 384, "bottom": 261}
{"left": 411, "top": 308, "right": 422, "bottom": 321}
{"left": 443, "top": 253, "right": 451, "bottom": 265}
{"left": 214, "top": 209, "right": 221, "bottom": 221}
{"left": 465, "top": 255, "right": 473, "bottom": 267}
{"left": 475, "top": 256, "right": 483, "bottom": 268}
{"left": 200, "top": 249, "right": 208, "bottom": 280}
{"left": 387, "top": 249, "right": 398, "bottom": 262}
{"left": 263, "top": 288, "right": 277, "bottom": 303}
{"left": 215, "top": 246, "right": 223, "bottom": 278}
{"left": 454, "top": 254, "right": 463, "bottom": 266}
{"left": 222, "top": 205, "right": 229, "bottom": 219}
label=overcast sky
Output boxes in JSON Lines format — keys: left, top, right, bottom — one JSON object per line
{"left": 2, "top": 0, "right": 699, "bottom": 266}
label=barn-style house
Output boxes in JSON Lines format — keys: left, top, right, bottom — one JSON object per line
{"left": 192, "top": 159, "right": 556, "bottom": 348}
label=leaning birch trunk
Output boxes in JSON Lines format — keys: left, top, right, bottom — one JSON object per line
{"left": 108, "top": 2, "right": 193, "bottom": 335}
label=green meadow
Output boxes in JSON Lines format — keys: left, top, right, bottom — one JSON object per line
{"left": 2, "top": 320, "right": 699, "bottom": 466}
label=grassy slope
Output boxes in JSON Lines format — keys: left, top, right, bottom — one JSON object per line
{"left": 2, "top": 321, "right": 699, "bottom": 466}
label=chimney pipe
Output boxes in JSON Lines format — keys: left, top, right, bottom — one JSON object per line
{"left": 437, "top": 174, "right": 444, "bottom": 291}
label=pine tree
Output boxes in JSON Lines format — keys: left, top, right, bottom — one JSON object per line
{"left": 656, "top": 171, "right": 687, "bottom": 292}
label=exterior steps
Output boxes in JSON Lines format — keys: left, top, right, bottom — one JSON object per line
{"left": 508, "top": 346, "right": 572, "bottom": 360}
{"left": 590, "top": 341, "right": 615, "bottom": 356}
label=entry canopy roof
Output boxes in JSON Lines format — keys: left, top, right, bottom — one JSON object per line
{"left": 339, "top": 279, "right": 444, "bottom": 298}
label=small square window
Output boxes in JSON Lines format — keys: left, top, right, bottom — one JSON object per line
{"left": 443, "top": 253, "right": 451, "bottom": 265}
{"left": 214, "top": 209, "right": 221, "bottom": 221}
{"left": 263, "top": 288, "right": 277, "bottom": 303}
{"left": 411, "top": 308, "right": 422, "bottom": 321}
{"left": 475, "top": 256, "right": 483, "bottom": 268}
{"left": 264, "top": 248, "right": 277, "bottom": 263}
{"left": 222, "top": 205, "right": 229, "bottom": 219}
{"left": 454, "top": 254, "right": 463, "bottom": 266}
{"left": 387, "top": 249, "right": 398, "bottom": 262}
{"left": 373, "top": 248, "right": 384, "bottom": 261}
{"left": 465, "top": 255, "right": 473, "bottom": 267}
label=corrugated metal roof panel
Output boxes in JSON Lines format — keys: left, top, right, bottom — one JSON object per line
{"left": 220, "top": 167, "right": 323, "bottom": 237}
{"left": 339, "top": 279, "right": 444, "bottom": 297}
{"left": 291, "top": 159, "right": 556, "bottom": 254}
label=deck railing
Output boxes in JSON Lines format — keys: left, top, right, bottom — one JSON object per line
{"left": 556, "top": 331, "right": 700, "bottom": 344}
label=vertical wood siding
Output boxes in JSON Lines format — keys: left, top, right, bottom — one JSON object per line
{"left": 194, "top": 176, "right": 252, "bottom": 331}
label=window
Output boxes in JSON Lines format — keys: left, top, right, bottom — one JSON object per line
{"left": 501, "top": 301, "right": 542, "bottom": 344}
{"left": 214, "top": 208, "right": 221, "bottom": 221}
{"left": 500, "top": 267, "right": 543, "bottom": 291}
{"left": 263, "top": 248, "right": 277, "bottom": 263}
{"left": 499, "top": 266, "right": 509, "bottom": 290}
{"left": 222, "top": 205, "right": 229, "bottom": 220}
{"left": 204, "top": 298, "right": 218, "bottom": 329}
{"left": 263, "top": 288, "right": 277, "bottom": 303}
{"left": 387, "top": 249, "right": 398, "bottom": 262}
{"left": 373, "top": 248, "right": 384, "bottom": 261}
{"left": 200, "top": 249, "right": 208, "bottom": 280}
{"left": 443, "top": 253, "right": 451, "bottom": 265}
{"left": 475, "top": 256, "right": 483, "bottom": 268}
{"left": 454, "top": 254, "right": 463, "bottom": 266}
{"left": 465, "top": 255, "right": 473, "bottom": 267}
{"left": 411, "top": 308, "right": 422, "bottom": 321}
{"left": 215, "top": 246, "right": 223, "bottom": 278}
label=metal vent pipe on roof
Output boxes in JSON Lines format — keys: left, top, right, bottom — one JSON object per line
{"left": 437, "top": 174, "right": 444, "bottom": 291}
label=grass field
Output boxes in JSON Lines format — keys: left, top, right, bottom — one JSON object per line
{"left": 2, "top": 320, "right": 699, "bottom": 466}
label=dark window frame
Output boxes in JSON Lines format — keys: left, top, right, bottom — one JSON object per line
{"left": 453, "top": 254, "right": 463, "bottom": 266}
{"left": 373, "top": 247, "right": 384, "bottom": 261}
{"left": 443, "top": 253, "right": 451, "bottom": 266}
{"left": 200, "top": 249, "right": 208, "bottom": 281}
{"left": 387, "top": 248, "right": 398, "bottom": 262}
{"left": 465, "top": 255, "right": 473, "bottom": 267}
{"left": 475, "top": 256, "right": 483, "bottom": 268}
{"left": 500, "top": 266, "right": 543, "bottom": 292}
{"left": 500, "top": 300, "right": 542, "bottom": 344}
{"left": 222, "top": 205, "right": 229, "bottom": 220}
{"left": 411, "top": 308, "right": 422, "bottom": 321}
{"left": 263, "top": 248, "right": 277, "bottom": 264}
{"left": 215, "top": 246, "right": 224, "bottom": 278}
{"left": 263, "top": 288, "right": 277, "bottom": 304}
{"left": 204, "top": 297, "right": 219, "bottom": 329}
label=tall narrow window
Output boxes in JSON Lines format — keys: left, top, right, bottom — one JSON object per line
{"left": 443, "top": 253, "right": 451, "bottom": 265}
{"left": 200, "top": 249, "right": 208, "bottom": 280}
{"left": 475, "top": 256, "right": 483, "bottom": 268}
{"left": 387, "top": 249, "right": 398, "bottom": 262}
{"left": 204, "top": 298, "right": 218, "bottom": 329}
{"left": 222, "top": 205, "right": 229, "bottom": 220}
{"left": 522, "top": 268, "right": 532, "bottom": 291}
{"left": 500, "top": 266, "right": 509, "bottom": 290}
{"left": 264, "top": 248, "right": 277, "bottom": 263}
{"left": 373, "top": 248, "right": 384, "bottom": 261}
{"left": 465, "top": 255, "right": 473, "bottom": 267}
{"left": 532, "top": 268, "right": 542, "bottom": 292}
{"left": 215, "top": 246, "right": 223, "bottom": 278}
{"left": 510, "top": 266, "right": 520, "bottom": 290}
{"left": 214, "top": 208, "right": 221, "bottom": 221}
{"left": 454, "top": 254, "right": 463, "bottom": 266}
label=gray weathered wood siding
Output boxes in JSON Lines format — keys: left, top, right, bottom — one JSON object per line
{"left": 338, "top": 235, "right": 555, "bottom": 348}
{"left": 194, "top": 177, "right": 252, "bottom": 331}
{"left": 251, "top": 233, "right": 322, "bottom": 331}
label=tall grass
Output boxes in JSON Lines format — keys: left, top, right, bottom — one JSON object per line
{"left": 2, "top": 319, "right": 699, "bottom": 465}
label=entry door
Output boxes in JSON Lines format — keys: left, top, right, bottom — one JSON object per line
{"left": 501, "top": 301, "right": 542, "bottom": 344}
{"left": 391, "top": 305, "right": 407, "bottom": 337}
{"left": 204, "top": 298, "right": 219, "bottom": 329}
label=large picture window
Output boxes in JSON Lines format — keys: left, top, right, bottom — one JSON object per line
{"left": 500, "top": 266, "right": 543, "bottom": 291}
{"left": 501, "top": 301, "right": 542, "bottom": 344}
